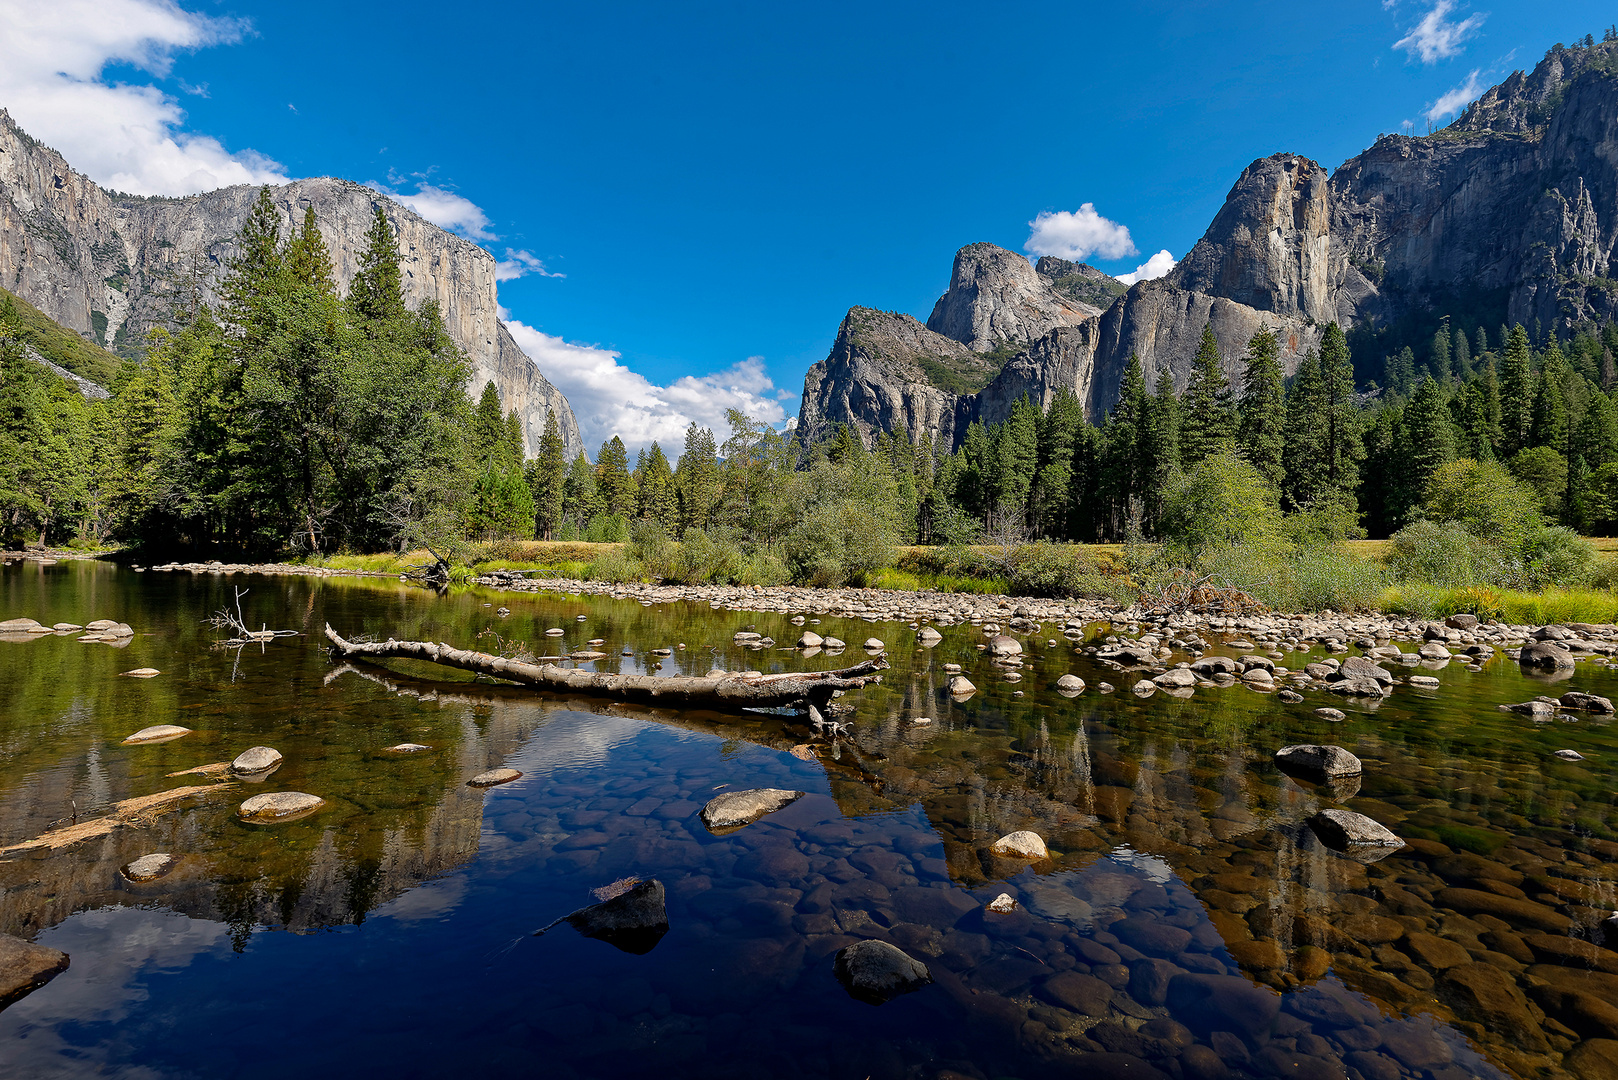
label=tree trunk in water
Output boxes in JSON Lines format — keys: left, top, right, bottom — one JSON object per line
{"left": 323, "top": 624, "right": 886, "bottom": 713}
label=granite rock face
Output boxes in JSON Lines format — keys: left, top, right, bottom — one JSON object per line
{"left": 0, "top": 110, "right": 582, "bottom": 459}
{"left": 799, "top": 40, "right": 1618, "bottom": 449}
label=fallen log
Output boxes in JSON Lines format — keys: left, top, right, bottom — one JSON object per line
{"left": 323, "top": 624, "right": 886, "bottom": 715}
{"left": 0, "top": 784, "right": 234, "bottom": 858}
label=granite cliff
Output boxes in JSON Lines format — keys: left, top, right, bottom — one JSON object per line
{"left": 800, "top": 39, "right": 1618, "bottom": 449}
{"left": 0, "top": 109, "right": 583, "bottom": 459}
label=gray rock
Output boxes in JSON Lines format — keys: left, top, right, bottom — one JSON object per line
{"left": 385, "top": 743, "right": 432, "bottom": 753}
{"left": 1055, "top": 673, "right": 1085, "bottom": 695}
{"left": 1275, "top": 744, "right": 1363, "bottom": 778}
{"left": 987, "top": 634, "right": 1021, "bottom": 656}
{"left": 699, "top": 788, "right": 804, "bottom": 831}
{"left": 797, "top": 631, "right": 824, "bottom": 648}
{"left": 1498, "top": 700, "right": 1556, "bottom": 717}
{"left": 834, "top": 939, "right": 933, "bottom": 1004}
{"left": 990, "top": 830, "right": 1048, "bottom": 859}
{"left": 1307, "top": 809, "right": 1405, "bottom": 861}
{"left": 468, "top": 768, "right": 523, "bottom": 787}
{"left": 1555, "top": 749, "right": 1586, "bottom": 761}
{"left": 238, "top": 792, "right": 325, "bottom": 823}
{"left": 1337, "top": 655, "right": 1393, "bottom": 684}
{"left": 863, "top": 638, "right": 885, "bottom": 651}
{"left": 230, "top": 746, "right": 283, "bottom": 774}
{"left": 1561, "top": 691, "right": 1615, "bottom": 714}
{"left": 0, "top": 933, "right": 69, "bottom": 1007}
{"left": 1446, "top": 614, "right": 1480, "bottom": 631}
{"left": 1407, "top": 675, "right": 1441, "bottom": 688}
{"left": 121, "top": 724, "right": 191, "bottom": 744}
{"left": 916, "top": 627, "right": 942, "bottom": 644}
{"left": 1314, "top": 707, "right": 1346, "bottom": 722}
{"left": 0, "top": 618, "right": 44, "bottom": 633}
{"left": 1520, "top": 642, "right": 1575, "bottom": 671}
{"left": 562, "top": 879, "right": 669, "bottom": 954}
{"left": 1323, "top": 677, "right": 1389, "bottom": 698}
{"left": 1153, "top": 667, "right": 1196, "bottom": 688}
{"left": 122, "top": 853, "right": 178, "bottom": 883}
{"left": 948, "top": 675, "right": 976, "bottom": 696}
{"left": 1419, "top": 642, "right": 1452, "bottom": 659}
{"left": 1277, "top": 689, "right": 1304, "bottom": 703}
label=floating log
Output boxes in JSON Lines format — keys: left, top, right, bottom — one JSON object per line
{"left": 323, "top": 624, "right": 886, "bottom": 713}
{"left": 0, "top": 784, "right": 234, "bottom": 858}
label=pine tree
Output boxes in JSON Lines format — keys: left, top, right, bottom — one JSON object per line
{"left": 1282, "top": 349, "right": 1328, "bottom": 510}
{"left": 595, "top": 436, "right": 636, "bottom": 516}
{"left": 1031, "top": 389, "right": 1082, "bottom": 538}
{"left": 1429, "top": 323, "right": 1452, "bottom": 381}
{"left": 636, "top": 441, "right": 678, "bottom": 533}
{"left": 1179, "top": 325, "right": 1235, "bottom": 464}
{"left": 1499, "top": 325, "right": 1534, "bottom": 456}
{"left": 1100, "top": 353, "right": 1148, "bottom": 535}
{"left": 1404, "top": 375, "right": 1456, "bottom": 499}
{"left": 1452, "top": 325, "right": 1472, "bottom": 379}
{"left": 991, "top": 396, "right": 1040, "bottom": 521}
{"left": 1320, "top": 323, "right": 1362, "bottom": 499}
{"left": 1574, "top": 391, "right": 1618, "bottom": 469}
{"left": 526, "top": 410, "right": 566, "bottom": 538}
{"left": 1142, "top": 368, "right": 1180, "bottom": 528}
{"left": 675, "top": 424, "right": 720, "bottom": 531}
{"left": 1529, "top": 354, "right": 1569, "bottom": 453}
{"left": 472, "top": 381, "right": 506, "bottom": 460}
{"left": 1359, "top": 406, "right": 1407, "bottom": 537}
{"left": 562, "top": 451, "right": 599, "bottom": 531}
{"left": 285, "top": 206, "right": 336, "bottom": 292}
{"left": 1476, "top": 326, "right": 1490, "bottom": 359}
{"left": 350, "top": 206, "right": 405, "bottom": 323}
{"left": 1235, "top": 326, "right": 1285, "bottom": 484}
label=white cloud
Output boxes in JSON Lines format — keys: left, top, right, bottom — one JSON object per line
{"left": 1024, "top": 204, "right": 1138, "bottom": 262}
{"left": 1393, "top": 1, "right": 1485, "bottom": 63}
{"left": 1424, "top": 69, "right": 1485, "bottom": 122}
{"left": 370, "top": 181, "right": 497, "bottom": 241}
{"left": 495, "top": 249, "right": 564, "bottom": 281}
{"left": 1116, "top": 249, "right": 1177, "bottom": 286}
{"left": 504, "top": 319, "right": 788, "bottom": 456}
{"left": 0, "top": 0, "right": 289, "bottom": 196}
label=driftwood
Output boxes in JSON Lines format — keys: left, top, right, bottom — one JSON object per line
{"left": 323, "top": 624, "right": 886, "bottom": 717}
{"left": 0, "top": 784, "right": 234, "bottom": 857}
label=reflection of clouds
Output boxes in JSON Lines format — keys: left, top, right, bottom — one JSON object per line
{"left": 1109, "top": 845, "right": 1175, "bottom": 884}
{"left": 509, "top": 712, "right": 692, "bottom": 774}
{"left": 376, "top": 875, "right": 468, "bottom": 924}
{"left": 6, "top": 907, "right": 228, "bottom": 1079}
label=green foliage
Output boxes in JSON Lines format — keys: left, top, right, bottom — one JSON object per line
{"left": 1508, "top": 445, "right": 1569, "bottom": 516}
{"left": 583, "top": 512, "right": 630, "bottom": 543}
{"left": 0, "top": 287, "right": 124, "bottom": 386}
{"left": 1386, "top": 520, "right": 1499, "bottom": 587}
{"left": 1179, "top": 324, "right": 1234, "bottom": 464}
{"left": 1518, "top": 525, "right": 1598, "bottom": 588}
{"left": 1235, "top": 326, "right": 1285, "bottom": 484}
{"left": 1422, "top": 457, "right": 1542, "bottom": 547}
{"left": 584, "top": 546, "right": 641, "bottom": 583}
{"left": 1157, "top": 451, "right": 1282, "bottom": 564}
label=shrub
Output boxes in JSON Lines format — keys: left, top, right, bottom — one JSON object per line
{"left": 1436, "top": 584, "right": 1504, "bottom": 620}
{"left": 584, "top": 547, "right": 642, "bottom": 583}
{"left": 1158, "top": 451, "right": 1282, "bottom": 564}
{"left": 1423, "top": 458, "right": 1542, "bottom": 547}
{"left": 1517, "top": 525, "right": 1598, "bottom": 588}
{"left": 739, "top": 546, "right": 791, "bottom": 586}
{"left": 1385, "top": 520, "right": 1496, "bottom": 587}
{"left": 676, "top": 528, "right": 747, "bottom": 584}
{"left": 1004, "top": 543, "right": 1107, "bottom": 599}
{"left": 782, "top": 497, "right": 897, "bottom": 587}
{"left": 583, "top": 513, "right": 629, "bottom": 543}
{"left": 628, "top": 520, "right": 680, "bottom": 580}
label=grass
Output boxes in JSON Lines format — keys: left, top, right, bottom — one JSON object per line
{"left": 2, "top": 286, "right": 125, "bottom": 387}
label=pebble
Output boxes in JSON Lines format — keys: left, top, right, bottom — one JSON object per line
{"left": 121, "top": 725, "right": 191, "bottom": 744}
{"left": 1307, "top": 809, "right": 1405, "bottom": 859}
{"left": 122, "top": 853, "right": 178, "bottom": 882}
{"left": 118, "top": 668, "right": 161, "bottom": 678}
{"left": 238, "top": 792, "right": 325, "bottom": 823}
{"left": 991, "top": 830, "right": 1048, "bottom": 859}
{"left": 469, "top": 768, "right": 523, "bottom": 787}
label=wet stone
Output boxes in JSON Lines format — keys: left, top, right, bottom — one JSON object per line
{"left": 468, "top": 768, "right": 523, "bottom": 788}
{"left": 121, "top": 853, "right": 178, "bottom": 883}
{"left": 990, "top": 830, "right": 1047, "bottom": 859}
{"left": 238, "top": 791, "right": 325, "bottom": 823}
{"left": 121, "top": 724, "right": 191, "bottom": 745}
{"left": 699, "top": 788, "right": 804, "bottom": 831}
{"left": 1036, "top": 971, "right": 1113, "bottom": 1015}
{"left": 562, "top": 879, "right": 669, "bottom": 955}
{"left": 230, "top": 745, "right": 283, "bottom": 774}
{"left": 1275, "top": 743, "right": 1362, "bottom": 778}
{"left": 833, "top": 939, "right": 932, "bottom": 1004}
{"left": 0, "top": 933, "right": 70, "bottom": 1007}
{"left": 1166, "top": 972, "right": 1281, "bottom": 1036}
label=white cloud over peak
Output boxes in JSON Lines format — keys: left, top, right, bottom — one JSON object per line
{"left": 1024, "top": 204, "right": 1138, "bottom": 262}
{"left": 370, "top": 181, "right": 498, "bottom": 241}
{"left": 1116, "top": 250, "right": 1177, "bottom": 286}
{"left": 1393, "top": 1, "right": 1485, "bottom": 64}
{"left": 0, "top": 0, "right": 289, "bottom": 196}
{"left": 1424, "top": 69, "right": 1485, "bottom": 122}
{"left": 503, "top": 319, "right": 788, "bottom": 456}
{"left": 495, "top": 249, "right": 564, "bottom": 281}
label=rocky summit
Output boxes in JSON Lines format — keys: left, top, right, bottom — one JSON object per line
{"left": 0, "top": 110, "right": 582, "bottom": 460}
{"left": 799, "top": 39, "right": 1618, "bottom": 451}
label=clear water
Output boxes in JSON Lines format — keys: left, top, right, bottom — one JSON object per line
{"left": 3, "top": 559, "right": 1617, "bottom": 1080}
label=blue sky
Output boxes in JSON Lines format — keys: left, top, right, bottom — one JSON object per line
{"left": 0, "top": 0, "right": 1610, "bottom": 453}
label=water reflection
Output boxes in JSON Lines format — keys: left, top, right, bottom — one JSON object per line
{"left": 2, "top": 560, "right": 1617, "bottom": 1078}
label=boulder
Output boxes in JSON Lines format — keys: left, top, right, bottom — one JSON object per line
{"left": 1307, "top": 809, "right": 1405, "bottom": 861}
{"left": 834, "top": 939, "right": 933, "bottom": 1004}
{"left": 863, "top": 638, "right": 885, "bottom": 651}
{"left": 1499, "top": 700, "right": 1556, "bottom": 717}
{"left": 0, "top": 933, "right": 69, "bottom": 1007}
{"left": 948, "top": 675, "right": 976, "bottom": 696}
{"left": 230, "top": 746, "right": 283, "bottom": 774}
{"left": 1323, "top": 677, "right": 1389, "bottom": 698}
{"left": 797, "top": 631, "right": 824, "bottom": 648}
{"left": 122, "top": 853, "right": 178, "bottom": 883}
{"left": 1190, "top": 656, "right": 1239, "bottom": 675}
{"left": 121, "top": 724, "right": 191, "bottom": 745}
{"left": 1153, "top": 667, "right": 1196, "bottom": 688}
{"left": 823, "top": 637, "right": 846, "bottom": 649}
{"left": 990, "top": 830, "right": 1048, "bottom": 859}
{"left": 1419, "top": 642, "right": 1452, "bottom": 659}
{"left": 468, "top": 768, "right": 522, "bottom": 787}
{"left": 988, "top": 635, "right": 1022, "bottom": 656}
{"left": 1277, "top": 690, "right": 1304, "bottom": 703}
{"left": 1337, "top": 655, "right": 1393, "bottom": 683}
{"left": 563, "top": 879, "right": 669, "bottom": 954}
{"left": 1520, "top": 642, "right": 1575, "bottom": 671}
{"left": 1408, "top": 675, "right": 1441, "bottom": 688}
{"left": 1314, "top": 707, "right": 1346, "bottom": 721}
{"left": 237, "top": 792, "right": 325, "bottom": 823}
{"left": 1534, "top": 625, "right": 1572, "bottom": 641}
{"left": 1275, "top": 744, "right": 1362, "bottom": 779}
{"left": 917, "top": 627, "right": 942, "bottom": 645}
{"left": 1562, "top": 691, "right": 1615, "bottom": 714}
{"left": 1445, "top": 614, "right": 1480, "bottom": 631}
{"left": 700, "top": 788, "right": 804, "bottom": 831}
{"left": 1055, "top": 673, "right": 1085, "bottom": 695}
{"left": 0, "top": 618, "right": 44, "bottom": 633}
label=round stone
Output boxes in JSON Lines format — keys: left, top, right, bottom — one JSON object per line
{"left": 948, "top": 675, "right": 976, "bottom": 697}
{"left": 119, "top": 668, "right": 161, "bottom": 678}
{"left": 834, "top": 939, "right": 932, "bottom": 1004}
{"left": 238, "top": 792, "right": 325, "bottom": 823}
{"left": 798, "top": 631, "right": 824, "bottom": 648}
{"left": 122, "top": 853, "right": 178, "bottom": 882}
{"left": 231, "top": 746, "right": 283, "bottom": 774}
{"left": 863, "top": 638, "right": 885, "bottom": 651}
{"left": 468, "top": 768, "right": 522, "bottom": 787}
{"left": 121, "top": 725, "right": 191, "bottom": 745}
{"left": 386, "top": 743, "right": 432, "bottom": 753}
{"left": 991, "top": 830, "right": 1048, "bottom": 859}
{"left": 1056, "top": 673, "right": 1085, "bottom": 695}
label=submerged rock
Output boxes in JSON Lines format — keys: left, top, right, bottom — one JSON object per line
{"left": 1275, "top": 744, "right": 1362, "bottom": 779}
{"left": 385, "top": 743, "right": 432, "bottom": 753}
{"left": 0, "top": 933, "right": 70, "bottom": 1007}
{"left": 985, "top": 893, "right": 1019, "bottom": 913}
{"left": 1555, "top": 749, "right": 1586, "bottom": 761}
{"left": 562, "top": 879, "right": 669, "bottom": 954}
{"left": 230, "top": 746, "right": 283, "bottom": 774}
{"left": 700, "top": 788, "right": 804, "bottom": 831}
{"left": 834, "top": 939, "right": 933, "bottom": 1004}
{"left": 122, "top": 853, "right": 178, "bottom": 883}
{"left": 118, "top": 668, "right": 161, "bottom": 678}
{"left": 468, "top": 768, "right": 522, "bottom": 787}
{"left": 1499, "top": 700, "right": 1556, "bottom": 717}
{"left": 991, "top": 830, "right": 1048, "bottom": 859}
{"left": 238, "top": 792, "right": 325, "bottom": 823}
{"left": 121, "top": 724, "right": 191, "bottom": 745}
{"left": 1561, "top": 691, "right": 1615, "bottom": 714}
{"left": 1307, "top": 809, "right": 1405, "bottom": 861}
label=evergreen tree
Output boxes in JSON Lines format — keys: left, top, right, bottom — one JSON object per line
{"left": 1359, "top": 406, "right": 1407, "bottom": 537}
{"left": 636, "top": 441, "right": 678, "bottom": 533}
{"left": 1574, "top": 391, "right": 1618, "bottom": 469}
{"left": 1404, "top": 375, "right": 1456, "bottom": 500}
{"left": 1282, "top": 349, "right": 1328, "bottom": 510}
{"left": 1100, "top": 354, "right": 1148, "bottom": 534}
{"left": 1500, "top": 324, "right": 1534, "bottom": 454}
{"left": 562, "top": 451, "right": 598, "bottom": 531}
{"left": 1452, "top": 325, "right": 1472, "bottom": 379}
{"left": 675, "top": 424, "right": 721, "bottom": 531}
{"left": 527, "top": 410, "right": 566, "bottom": 539}
{"left": 285, "top": 206, "right": 335, "bottom": 292}
{"left": 595, "top": 436, "right": 636, "bottom": 516}
{"left": 1429, "top": 323, "right": 1452, "bottom": 381}
{"left": 1031, "top": 389, "right": 1082, "bottom": 538}
{"left": 1320, "top": 322, "right": 1362, "bottom": 500}
{"left": 472, "top": 381, "right": 506, "bottom": 459}
{"left": 991, "top": 396, "right": 1040, "bottom": 521}
{"left": 1475, "top": 326, "right": 1489, "bottom": 359}
{"left": 1142, "top": 368, "right": 1180, "bottom": 528}
{"left": 1530, "top": 359, "right": 1570, "bottom": 453}
{"left": 1235, "top": 326, "right": 1285, "bottom": 484}
{"left": 1179, "top": 325, "right": 1235, "bottom": 464}
{"left": 349, "top": 206, "right": 405, "bottom": 324}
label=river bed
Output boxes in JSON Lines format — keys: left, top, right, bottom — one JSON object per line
{"left": 2, "top": 559, "right": 1617, "bottom": 1080}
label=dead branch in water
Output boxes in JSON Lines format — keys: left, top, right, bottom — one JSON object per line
{"left": 323, "top": 623, "right": 887, "bottom": 715}
{"left": 0, "top": 784, "right": 235, "bottom": 858}
{"left": 206, "top": 587, "right": 299, "bottom": 647}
